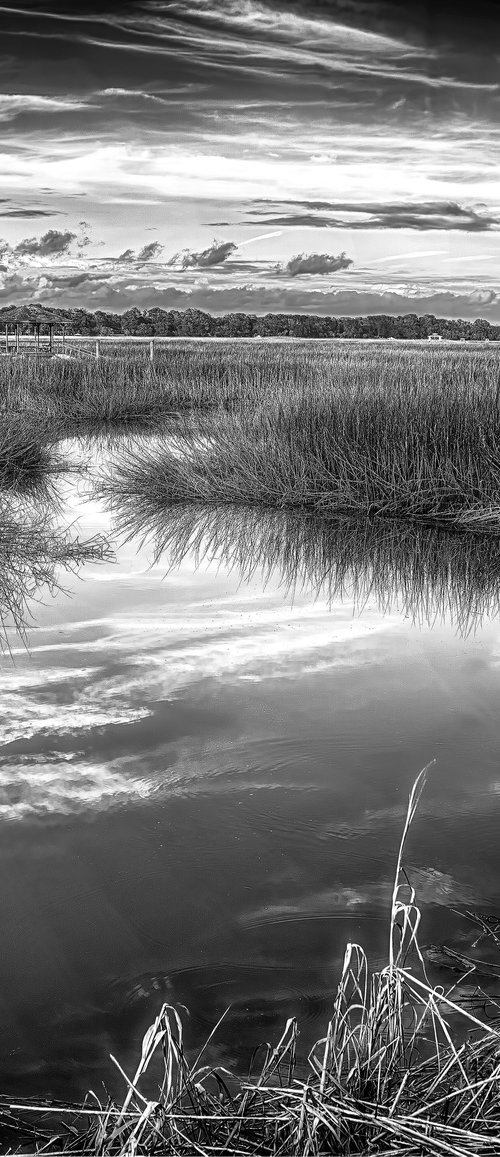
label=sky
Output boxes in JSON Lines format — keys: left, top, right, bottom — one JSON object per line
{"left": 0, "top": 0, "right": 499, "bottom": 317}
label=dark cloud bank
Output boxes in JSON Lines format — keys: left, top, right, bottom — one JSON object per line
{"left": 3, "top": 272, "right": 499, "bottom": 322}
{"left": 241, "top": 200, "right": 500, "bottom": 232}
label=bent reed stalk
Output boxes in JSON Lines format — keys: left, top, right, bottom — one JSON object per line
{"left": 5, "top": 762, "right": 500, "bottom": 1155}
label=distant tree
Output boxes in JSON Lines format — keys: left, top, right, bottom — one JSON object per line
{"left": 471, "top": 318, "right": 492, "bottom": 341}
{"left": 120, "top": 307, "right": 153, "bottom": 335}
{"left": 0, "top": 302, "right": 498, "bottom": 340}
{"left": 178, "top": 308, "right": 214, "bottom": 336}
{"left": 147, "top": 308, "right": 177, "bottom": 335}
{"left": 419, "top": 313, "right": 438, "bottom": 338}
{"left": 215, "top": 312, "right": 255, "bottom": 337}
{"left": 95, "top": 309, "right": 121, "bottom": 334}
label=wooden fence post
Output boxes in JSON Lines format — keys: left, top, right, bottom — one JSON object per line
{"left": 4, "top": 325, "right": 8, "bottom": 355}
{"left": 149, "top": 339, "right": 155, "bottom": 364}
{"left": 95, "top": 340, "right": 100, "bottom": 360}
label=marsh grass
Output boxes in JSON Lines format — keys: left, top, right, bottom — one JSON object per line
{"left": 0, "top": 501, "right": 113, "bottom": 643}
{"left": 104, "top": 500, "right": 500, "bottom": 637}
{"left": 6, "top": 763, "right": 500, "bottom": 1155}
{"left": 1, "top": 341, "right": 500, "bottom": 437}
{"left": 0, "top": 343, "right": 280, "bottom": 432}
{"left": 98, "top": 347, "right": 500, "bottom": 532}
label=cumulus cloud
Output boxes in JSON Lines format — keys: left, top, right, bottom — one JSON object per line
{"left": 280, "top": 251, "right": 354, "bottom": 276}
{"left": 116, "top": 248, "right": 135, "bottom": 263}
{"left": 137, "top": 240, "right": 163, "bottom": 262}
{"left": 468, "top": 289, "right": 498, "bottom": 305}
{"left": 169, "top": 240, "right": 238, "bottom": 269}
{"left": 0, "top": 271, "right": 41, "bottom": 301}
{"left": 114, "top": 241, "right": 164, "bottom": 263}
{"left": 14, "top": 229, "right": 76, "bottom": 257}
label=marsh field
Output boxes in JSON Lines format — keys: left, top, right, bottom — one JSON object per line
{"left": 3, "top": 339, "right": 500, "bottom": 1152}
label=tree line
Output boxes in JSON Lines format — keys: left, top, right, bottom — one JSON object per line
{"left": 1, "top": 304, "right": 498, "bottom": 340}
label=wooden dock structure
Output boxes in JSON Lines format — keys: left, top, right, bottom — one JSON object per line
{"left": 2, "top": 305, "right": 64, "bottom": 357}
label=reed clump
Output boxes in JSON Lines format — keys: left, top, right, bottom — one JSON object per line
{"left": 5, "top": 765, "right": 500, "bottom": 1155}
{"left": 99, "top": 353, "right": 500, "bottom": 532}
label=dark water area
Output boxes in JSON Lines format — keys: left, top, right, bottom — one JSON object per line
{"left": 2, "top": 439, "right": 500, "bottom": 1101}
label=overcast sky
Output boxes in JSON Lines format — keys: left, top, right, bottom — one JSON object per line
{"left": 1, "top": 0, "right": 499, "bottom": 317}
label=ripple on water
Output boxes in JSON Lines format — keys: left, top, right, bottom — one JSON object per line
{"left": 106, "top": 962, "right": 338, "bottom": 1034}
{"left": 240, "top": 868, "right": 481, "bottom": 930}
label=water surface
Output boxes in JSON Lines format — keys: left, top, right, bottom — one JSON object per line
{"left": 1, "top": 441, "right": 500, "bottom": 1098}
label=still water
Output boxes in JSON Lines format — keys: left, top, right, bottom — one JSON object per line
{"left": 1, "top": 443, "right": 500, "bottom": 1099}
